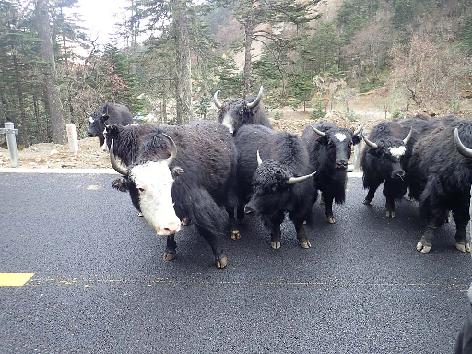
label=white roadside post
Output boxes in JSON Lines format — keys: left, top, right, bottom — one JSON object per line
{"left": 0, "top": 122, "right": 19, "bottom": 167}
{"left": 66, "top": 124, "right": 78, "bottom": 156}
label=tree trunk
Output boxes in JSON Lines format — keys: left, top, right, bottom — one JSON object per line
{"left": 36, "top": 0, "right": 66, "bottom": 144}
{"left": 12, "top": 52, "right": 29, "bottom": 146}
{"left": 172, "top": 0, "right": 192, "bottom": 124}
{"left": 243, "top": 9, "right": 255, "bottom": 97}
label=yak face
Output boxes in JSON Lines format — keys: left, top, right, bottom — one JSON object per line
{"left": 366, "top": 139, "right": 407, "bottom": 180}
{"left": 214, "top": 86, "right": 264, "bottom": 134}
{"left": 244, "top": 154, "right": 315, "bottom": 215}
{"left": 87, "top": 112, "right": 110, "bottom": 138}
{"left": 363, "top": 129, "right": 412, "bottom": 180}
{"left": 108, "top": 131, "right": 183, "bottom": 236}
{"left": 128, "top": 161, "right": 181, "bottom": 236}
{"left": 244, "top": 160, "right": 293, "bottom": 215}
{"left": 314, "top": 127, "right": 362, "bottom": 170}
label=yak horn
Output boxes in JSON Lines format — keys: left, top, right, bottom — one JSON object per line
{"left": 288, "top": 171, "right": 316, "bottom": 184}
{"left": 454, "top": 128, "right": 472, "bottom": 158}
{"left": 246, "top": 86, "right": 264, "bottom": 109}
{"left": 403, "top": 128, "right": 413, "bottom": 145}
{"left": 213, "top": 90, "right": 223, "bottom": 109}
{"left": 353, "top": 126, "right": 363, "bottom": 136}
{"left": 362, "top": 135, "right": 378, "bottom": 149}
{"left": 162, "top": 133, "right": 177, "bottom": 165}
{"left": 312, "top": 126, "right": 326, "bottom": 137}
{"left": 110, "top": 140, "right": 128, "bottom": 175}
{"left": 256, "top": 149, "right": 263, "bottom": 166}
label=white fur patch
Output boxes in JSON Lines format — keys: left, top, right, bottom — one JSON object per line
{"left": 335, "top": 133, "right": 347, "bottom": 142}
{"left": 130, "top": 161, "right": 181, "bottom": 236}
{"left": 101, "top": 127, "right": 109, "bottom": 152}
{"left": 389, "top": 146, "right": 407, "bottom": 158}
{"left": 88, "top": 116, "right": 94, "bottom": 124}
{"left": 221, "top": 113, "right": 234, "bottom": 134}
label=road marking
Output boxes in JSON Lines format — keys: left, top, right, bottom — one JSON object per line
{"left": 0, "top": 273, "right": 34, "bottom": 287}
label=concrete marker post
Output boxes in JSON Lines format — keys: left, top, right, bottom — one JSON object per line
{"left": 2, "top": 122, "right": 19, "bottom": 168}
{"left": 66, "top": 124, "right": 78, "bottom": 156}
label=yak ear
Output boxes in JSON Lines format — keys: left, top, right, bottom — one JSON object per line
{"left": 352, "top": 134, "right": 362, "bottom": 145}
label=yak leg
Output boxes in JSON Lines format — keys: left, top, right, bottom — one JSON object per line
{"left": 163, "top": 234, "right": 177, "bottom": 262}
{"left": 323, "top": 192, "right": 336, "bottom": 224}
{"left": 291, "top": 214, "right": 312, "bottom": 249}
{"left": 363, "top": 181, "right": 381, "bottom": 206}
{"left": 227, "top": 206, "right": 241, "bottom": 241}
{"left": 262, "top": 212, "right": 284, "bottom": 250}
{"left": 385, "top": 196, "right": 396, "bottom": 219}
{"left": 452, "top": 199, "right": 471, "bottom": 253}
{"left": 190, "top": 188, "right": 229, "bottom": 269}
{"left": 417, "top": 205, "right": 447, "bottom": 254}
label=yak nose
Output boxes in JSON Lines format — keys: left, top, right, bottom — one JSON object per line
{"left": 156, "top": 221, "right": 181, "bottom": 235}
{"left": 394, "top": 170, "right": 406, "bottom": 179}
{"left": 336, "top": 160, "right": 348, "bottom": 170}
{"left": 87, "top": 132, "right": 94, "bottom": 137}
{"left": 244, "top": 204, "right": 255, "bottom": 214}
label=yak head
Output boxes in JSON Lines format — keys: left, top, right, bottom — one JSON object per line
{"left": 87, "top": 105, "right": 110, "bottom": 138}
{"left": 363, "top": 129, "right": 412, "bottom": 180}
{"left": 213, "top": 86, "right": 264, "bottom": 134}
{"left": 312, "top": 125, "right": 362, "bottom": 171}
{"left": 244, "top": 150, "right": 315, "bottom": 215}
{"left": 108, "top": 130, "right": 184, "bottom": 236}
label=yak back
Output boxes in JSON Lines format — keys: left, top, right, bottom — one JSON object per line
{"left": 101, "top": 103, "right": 133, "bottom": 124}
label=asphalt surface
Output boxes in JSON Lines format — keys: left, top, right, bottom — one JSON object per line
{"left": 1, "top": 172, "right": 471, "bottom": 353}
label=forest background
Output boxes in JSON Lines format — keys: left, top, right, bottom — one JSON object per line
{"left": 1, "top": 0, "right": 471, "bottom": 147}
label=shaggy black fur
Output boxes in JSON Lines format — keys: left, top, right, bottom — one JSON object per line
{"left": 407, "top": 119, "right": 472, "bottom": 251}
{"left": 88, "top": 102, "right": 133, "bottom": 147}
{"left": 106, "top": 121, "right": 238, "bottom": 268}
{"left": 234, "top": 124, "right": 316, "bottom": 247}
{"left": 217, "top": 96, "right": 271, "bottom": 134}
{"left": 301, "top": 122, "right": 361, "bottom": 222}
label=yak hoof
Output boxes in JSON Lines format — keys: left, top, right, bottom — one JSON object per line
{"left": 385, "top": 210, "right": 395, "bottom": 218}
{"left": 455, "top": 241, "right": 471, "bottom": 253}
{"left": 416, "top": 241, "right": 432, "bottom": 254}
{"left": 362, "top": 199, "right": 372, "bottom": 206}
{"left": 230, "top": 230, "right": 241, "bottom": 241}
{"left": 327, "top": 216, "right": 336, "bottom": 224}
{"left": 271, "top": 241, "right": 281, "bottom": 250}
{"left": 137, "top": 212, "right": 144, "bottom": 217}
{"left": 163, "top": 251, "right": 176, "bottom": 262}
{"left": 299, "top": 239, "right": 312, "bottom": 249}
{"left": 216, "top": 255, "right": 229, "bottom": 269}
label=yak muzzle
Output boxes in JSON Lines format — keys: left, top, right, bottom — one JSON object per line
{"left": 336, "top": 160, "right": 348, "bottom": 170}
{"left": 392, "top": 170, "right": 406, "bottom": 179}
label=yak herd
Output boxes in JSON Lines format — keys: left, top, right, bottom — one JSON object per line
{"left": 87, "top": 87, "right": 472, "bottom": 269}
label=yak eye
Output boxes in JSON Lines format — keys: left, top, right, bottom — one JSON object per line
{"left": 137, "top": 187, "right": 145, "bottom": 193}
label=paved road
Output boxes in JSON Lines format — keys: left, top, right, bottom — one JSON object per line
{"left": 1, "top": 172, "right": 471, "bottom": 353}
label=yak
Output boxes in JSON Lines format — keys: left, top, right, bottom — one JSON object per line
{"left": 360, "top": 121, "right": 413, "bottom": 218}
{"left": 88, "top": 102, "right": 133, "bottom": 150}
{"left": 234, "top": 124, "right": 316, "bottom": 249}
{"left": 302, "top": 122, "right": 362, "bottom": 224}
{"left": 406, "top": 120, "right": 472, "bottom": 254}
{"left": 105, "top": 121, "right": 238, "bottom": 268}
{"left": 213, "top": 86, "right": 271, "bottom": 135}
